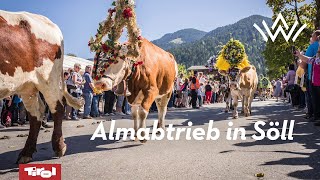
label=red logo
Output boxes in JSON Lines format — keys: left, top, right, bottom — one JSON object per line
{"left": 19, "top": 164, "right": 61, "bottom": 180}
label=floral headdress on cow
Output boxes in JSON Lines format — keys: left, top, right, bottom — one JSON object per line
{"left": 215, "top": 39, "right": 250, "bottom": 71}
{"left": 88, "top": 0, "right": 142, "bottom": 81}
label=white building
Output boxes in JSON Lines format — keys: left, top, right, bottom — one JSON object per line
{"left": 63, "top": 55, "right": 93, "bottom": 71}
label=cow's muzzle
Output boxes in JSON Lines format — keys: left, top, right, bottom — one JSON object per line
{"left": 229, "top": 82, "right": 240, "bottom": 91}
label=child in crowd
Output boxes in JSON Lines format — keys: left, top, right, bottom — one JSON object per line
{"left": 205, "top": 82, "right": 212, "bottom": 104}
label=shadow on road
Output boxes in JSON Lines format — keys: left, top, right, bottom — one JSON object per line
{"left": 233, "top": 102, "right": 320, "bottom": 179}
{"left": 0, "top": 133, "right": 141, "bottom": 174}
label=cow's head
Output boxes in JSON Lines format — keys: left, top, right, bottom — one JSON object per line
{"left": 219, "top": 66, "right": 251, "bottom": 90}
{"left": 94, "top": 59, "right": 131, "bottom": 91}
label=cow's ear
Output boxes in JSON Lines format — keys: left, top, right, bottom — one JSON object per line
{"left": 219, "top": 70, "right": 228, "bottom": 76}
{"left": 240, "top": 66, "right": 251, "bottom": 74}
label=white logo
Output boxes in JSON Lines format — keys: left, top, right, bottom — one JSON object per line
{"left": 24, "top": 167, "right": 57, "bottom": 179}
{"left": 254, "top": 13, "right": 307, "bottom": 42}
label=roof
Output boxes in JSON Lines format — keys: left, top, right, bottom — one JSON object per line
{"left": 187, "top": 66, "right": 209, "bottom": 71}
{"left": 63, "top": 55, "right": 93, "bottom": 70}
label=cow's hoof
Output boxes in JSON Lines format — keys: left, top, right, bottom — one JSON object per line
{"left": 140, "top": 139, "right": 147, "bottom": 143}
{"left": 134, "top": 137, "right": 139, "bottom": 142}
{"left": 233, "top": 116, "right": 238, "bottom": 119}
{"left": 17, "top": 156, "right": 32, "bottom": 164}
{"left": 54, "top": 145, "right": 67, "bottom": 158}
{"left": 156, "top": 129, "right": 165, "bottom": 135}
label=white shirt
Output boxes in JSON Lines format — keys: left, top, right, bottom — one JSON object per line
{"left": 176, "top": 78, "right": 182, "bottom": 91}
{"left": 199, "top": 77, "right": 206, "bottom": 84}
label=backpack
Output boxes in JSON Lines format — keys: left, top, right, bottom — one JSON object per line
{"left": 312, "top": 58, "right": 320, "bottom": 86}
{"left": 1, "top": 109, "right": 12, "bottom": 127}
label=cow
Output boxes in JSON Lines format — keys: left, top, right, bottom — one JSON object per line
{"left": 219, "top": 66, "right": 258, "bottom": 119}
{"left": 258, "top": 76, "right": 272, "bottom": 101}
{"left": 94, "top": 38, "right": 177, "bottom": 142}
{"left": 0, "top": 11, "right": 82, "bottom": 163}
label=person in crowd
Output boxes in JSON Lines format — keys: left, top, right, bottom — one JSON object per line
{"left": 91, "top": 92, "right": 102, "bottom": 118}
{"left": 181, "top": 78, "right": 189, "bottom": 108}
{"left": 197, "top": 83, "right": 205, "bottom": 107}
{"left": 12, "top": 95, "right": 26, "bottom": 125}
{"left": 38, "top": 92, "right": 53, "bottom": 128}
{"left": 198, "top": 72, "right": 206, "bottom": 85}
{"left": 64, "top": 72, "right": 72, "bottom": 119}
{"left": 175, "top": 74, "right": 183, "bottom": 108}
{"left": 123, "top": 97, "right": 131, "bottom": 115}
{"left": 295, "top": 59, "right": 306, "bottom": 109}
{"left": 167, "top": 89, "right": 175, "bottom": 110}
{"left": 116, "top": 95, "right": 125, "bottom": 115}
{"left": 104, "top": 89, "right": 116, "bottom": 116}
{"left": 150, "top": 101, "right": 158, "bottom": 112}
{"left": 190, "top": 71, "right": 200, "bottom": 109}
{"left": 0, "top": 99, "right": 4, "bottom": 128}
{"left": 285, "top": 64, "right": 298, "bottom": 107}
{"left": 205, "top": 81, "right": 212, "bottom": 104}
{"left": 68, "top": 63, "right": 83, "bottom": 120}
{"left": 82, "top": 65, "right": 95, "bottom": 119}
{"left": 303, "top": 30, "right": 320, "bottom": 120}
{"left": 282, "top": 76, "right": 288, "bottom": 102}
{"left": 294, "top": 45, "right": 320, "bottom": 125}
{"left": 213, "top": 81, "right": 220, "bottom": 103}
{"left": 274, "top": 78, "right": 283, "bottom": 102}
{"left": 2, "top": 96, "right": 13, "bottom": 127}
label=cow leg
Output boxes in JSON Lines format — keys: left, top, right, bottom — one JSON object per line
{"left": 131, "top": 105, "right": 139, "bottom": 141}
{"left": 17, "top": 93, "right": 44, "bottom": 164}
{"left": 225, "top": 92, "right": 231, "bottom": 113}
{"left": 243, "top": 95, "right": 250, "bottom": 117}
{"left": 51, "top": 101, "right": 67, "bottom": 157}
{"left": 241, "top": 97, "right": 245, "bottom": 114}
{"left": 225, "top": 100, "right": 230, "bottom": 113}
{"left": 248, "top": 89, "right": 256, "bottom": 115}
{"left": 233, "top": 96, "right": 239, "bottom": 119}
{"left": 155, "top": 92, "right": 171, "bottom": 131}
{"left": 39, "top": 89, "right": 67, "bottom": 157}
{"left": 138, "top": 105, "right": 149, "bottom": 143}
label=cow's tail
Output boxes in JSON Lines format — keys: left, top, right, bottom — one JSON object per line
{"left": 60, "top": 40, "right": 84, "bottom": 110}
{"left": 62, "top": 84, "right": 83, "bottom": 110}
{"left": 171, "top": 53, "right": 178, "bottom": 92}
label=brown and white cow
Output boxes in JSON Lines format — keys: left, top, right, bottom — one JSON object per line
{"left": 0, "top": 11, "right": 82, "bottom": 163}
{"left": 95, "top": 38, "right": 177, "bottom": 142}
{"left": 220, "top": 66, "right": 258, "bottom": 119}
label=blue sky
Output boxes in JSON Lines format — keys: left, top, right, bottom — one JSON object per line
{"left": 0, "top": 0, "right": 272, "bottom": 58}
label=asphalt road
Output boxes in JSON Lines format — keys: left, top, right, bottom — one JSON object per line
{"left": 1, "top": 99, "right": 320, "bottom": 180}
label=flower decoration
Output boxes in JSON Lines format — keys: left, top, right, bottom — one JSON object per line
{"left": 215, "top": 39, "right": 250, "bottom": 71}
{"left": 89, "top": 0, "right": 142, "bottom": 80}
{"left": 123, "top": 7, "right": 133, "bottom": 19}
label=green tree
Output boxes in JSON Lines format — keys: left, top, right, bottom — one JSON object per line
{"left": 67, "top": 53, "right": 77, "bottom": 57}
{"left": 178, "top": 64, "right": 188, "bottom": 77}
{"left": 263, "top": 0, "right": 320, "bottom": 79}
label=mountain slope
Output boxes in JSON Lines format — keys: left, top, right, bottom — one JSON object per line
{"left": 152, "top": 28, "right": 207, "bottom": 50}
{"left": 163, "top": 15, "right": 272, "bottom": 75}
